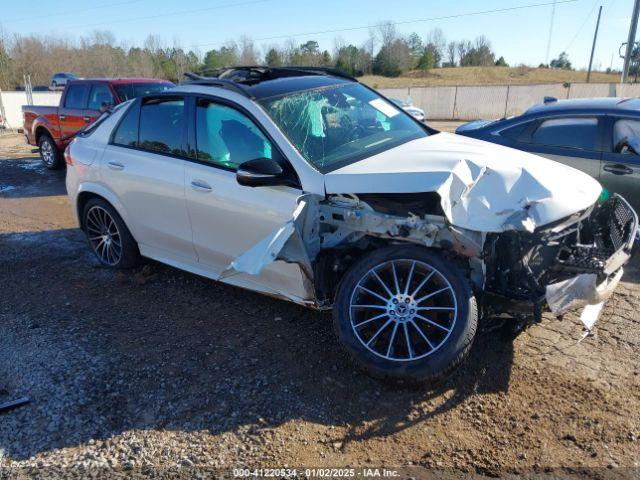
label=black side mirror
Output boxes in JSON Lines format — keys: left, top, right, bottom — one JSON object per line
{"left": 236, "top": 157, "right": 288, "bottom": 187}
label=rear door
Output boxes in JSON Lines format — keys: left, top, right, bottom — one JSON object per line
{"left": 509, "top": 116, "right": 603, "bottom": 178}
{"left": 59, "top": 83, "right": 89, "bottom": 139}
{"left": 102, "top": 95, "right": 196, "bottom": 263}
{"left": 599, "top": 116, "right": 640, "bottom": 211}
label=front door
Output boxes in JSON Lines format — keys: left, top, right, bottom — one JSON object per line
{"left": 184, "top": 97, "right": 308, "bottom": 299}
{"left": 600, "top": 116, "right": 640, "bottom": 212}
{"left": 59, "top": 83, "right": 89, "bottom": 140}
{"left": 85, "top": 82, "right": 115, "bottom": 124}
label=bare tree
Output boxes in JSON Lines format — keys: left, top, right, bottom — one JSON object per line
{"left": 238, "top": 35, "right": 258, "bottom": 65}
{"left": 446, "top": 41, "right": 457, "bottom": 66}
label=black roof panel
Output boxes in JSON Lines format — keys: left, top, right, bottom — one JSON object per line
{"left": 525, "top": 97, "right": 640, "bottom": 114}
{"left": 246, "top": 75, "right": 351, "bottom": 99}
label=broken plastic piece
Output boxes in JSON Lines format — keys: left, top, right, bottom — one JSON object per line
{"left": 0, "top": 396, "right": 30, "bottom": 414}
{"left": 579, "top": 302, "right": 604, "bottom": 341}
{"left": 545, "top": 269, "right": 623, "bottom": 316}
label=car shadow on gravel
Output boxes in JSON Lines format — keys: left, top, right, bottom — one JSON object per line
{"left": 0, "top": 151, "right": 515, "bottom": 462}
{"left": 0, "top": 227, "right": 517, "bottom": 461}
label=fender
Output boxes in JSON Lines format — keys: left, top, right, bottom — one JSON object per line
{"left": 75, "top": 181, "right": 138, "bottom": 241}
{"left": 30, "top": 115, "right": 59, "bottom": 145}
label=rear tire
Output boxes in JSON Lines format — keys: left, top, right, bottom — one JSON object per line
{"left": 83, "top": 198, "right": 140, "bottom": 269}
{"left": 38, "top": 134, "right": 62, "bottom": 170}
{"left": 333, "top": 245, "right": 477, "bottom": 385}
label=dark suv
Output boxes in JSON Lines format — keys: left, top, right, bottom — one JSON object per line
{"left": 456, "top": 97, "right": 640, "bottom": 212}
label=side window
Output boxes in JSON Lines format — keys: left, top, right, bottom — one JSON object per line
{"left": 195, "top": 99, "right": 272, "bottom": 170}
{"left": 613, "top": 119, "right": 640, "bottom": 154}
{"left": 64, "top": 84, "right": 89, "bottom": 109}
{"left": 113, "top": 102, "right": 140, "bottom": 147}
{"left": 499, "top": 122, "right": 532, "bottom": 142}
{"left": 138, "top": 98, "right": 185, "bottom": 156}
{"left": 530, "top": 117, "right": 599, "bottom": 151}
{"left": 88, "top": 84, "right": 115, "bottom": 111}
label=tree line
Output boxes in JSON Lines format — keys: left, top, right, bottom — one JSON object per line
{"left": 0, "top": 23, "right": 574, "bottom": 90}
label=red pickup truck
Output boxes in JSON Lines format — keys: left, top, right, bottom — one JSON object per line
{"left": 22, "top": 78, "right": 174, "bottom": 169}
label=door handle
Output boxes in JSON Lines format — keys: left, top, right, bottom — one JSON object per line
{"left": 59, "top": 114, "right": 66, "bottom": 121}
{"left": 83, "top": 116, "right": 91, "bottom": 122}
{"left": 107, "top": 161, "right": 125, "bottom": 171}
{"left": 603, "top": 164, "right": 633, "bottom": 175}
{"left": 191, "top": 180, "right": 212, "bottom": 192}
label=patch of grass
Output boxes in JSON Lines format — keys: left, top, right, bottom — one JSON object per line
{"left": 359, "top": 66, "right": 620, "bottom": 89}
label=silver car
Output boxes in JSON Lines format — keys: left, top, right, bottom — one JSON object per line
{"left": 50, "top": 72, "right": 78, "bottom": 88}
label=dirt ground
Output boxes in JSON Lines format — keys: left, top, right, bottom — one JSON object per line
{"left": 0, "top": 129, "right": 638, "bottom": 479}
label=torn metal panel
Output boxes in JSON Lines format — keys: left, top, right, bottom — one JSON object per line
{"left": 219, "top": 194, "right": 319, "bottom": 280}
{"left": 324, "top": 132, "right": 602, "bottom": 233}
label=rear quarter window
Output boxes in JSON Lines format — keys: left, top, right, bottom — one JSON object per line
{"left": 112, "top": 102, "right": 140, "bottom": 147}
{"left": 499, "top": 121, "right": 532, "bottom": 141}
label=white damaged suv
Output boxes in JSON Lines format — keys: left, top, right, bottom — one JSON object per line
{"left": 66, "top": 67, "right": 638, "bottom": 384}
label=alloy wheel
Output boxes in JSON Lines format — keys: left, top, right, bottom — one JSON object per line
{"left": 86, "top": 206, "right": 122, "bottom": 266}
{"left": 349, "top": 259, "right": 458, "bottom": 362}
{"left": 40, "top": 139, "right": 55, "bottom": 167}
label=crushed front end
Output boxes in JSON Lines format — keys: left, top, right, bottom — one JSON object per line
{"left": 483, "top": 194, "right": 638, "bottom": 327}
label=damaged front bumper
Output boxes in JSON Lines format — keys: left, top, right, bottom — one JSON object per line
{"left": 485, "top": 194, "right": 638, "bottom": 329}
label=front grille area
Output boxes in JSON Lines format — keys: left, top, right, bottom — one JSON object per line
{"left": 609, "top": 197, "right": 635, "bottom": 251}
{"left": 484, "top": 195, "right": 638, "bottom": 304}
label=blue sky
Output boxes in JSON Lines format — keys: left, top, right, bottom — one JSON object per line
{"left": 1, "top": 0, "right": 635, "bottom": 70}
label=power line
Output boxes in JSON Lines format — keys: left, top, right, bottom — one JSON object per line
{"left": 4, "top": 0, "right": 146, "bottom": 24}
{"left": 563, "top": 0, "right": 601, "bottom": 52}
{"left": 59, "top": 0, "right": 273, "bottom": 31}
{"left": 189, "top": 0, "right": 580, "bottom": 49}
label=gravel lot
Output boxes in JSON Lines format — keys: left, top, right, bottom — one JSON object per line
{"left": 0, "top": 128, "right": 639, "bottom": 478}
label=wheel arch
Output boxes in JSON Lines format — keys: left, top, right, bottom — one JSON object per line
{"left": 34, "top": 125, "right": 52, "bottom": 143}
{"left": 314, "top": 239, "right": 474, "bottom": 307}
{"left": 75, "top": 184, "right": 134, "bottom": 239}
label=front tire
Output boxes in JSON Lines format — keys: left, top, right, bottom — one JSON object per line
{"left": 333, "top": 245, "right": 477, "bottom": 384}
{"left": 38, "top": 134, "right": 62, "bottom": 169}
{"left": 83, "top": 198, "right": 140, "bottom": 269}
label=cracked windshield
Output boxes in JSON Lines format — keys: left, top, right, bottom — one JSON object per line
{"left": 260, "top": 83, "right": 428, "bottom": 172}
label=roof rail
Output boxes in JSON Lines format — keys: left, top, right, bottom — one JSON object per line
{"left": 182, "top": 72, "right": 252, "bottom": 97}
{"left": 218, "top": 66, "right": 357, "bottom": 82}
{"left": 543, "top": 96, "right": 558, "bottom": 104}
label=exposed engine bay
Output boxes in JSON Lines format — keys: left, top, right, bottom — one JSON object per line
{"left": 224, "top": 190, "right": 637, "bottom": 328}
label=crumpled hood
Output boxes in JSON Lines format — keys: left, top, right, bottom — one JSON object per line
{"left": 324, "top": 132, "right": 602, "bottom": 232}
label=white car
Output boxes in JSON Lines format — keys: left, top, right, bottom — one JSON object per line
{"left": 390, "top": 97, "right": 425, "bottom": 122}
{"left": 65, "top": 67, "right": 637, "bottom": 384}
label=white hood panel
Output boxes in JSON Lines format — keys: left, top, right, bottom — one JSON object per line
{"left": 324, "top": 132, "right": 602, "bottom": 232}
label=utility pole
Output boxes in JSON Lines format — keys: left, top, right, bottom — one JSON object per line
{"left": 622, "top": 0, "right": 640, "bottom": 83}
{"left": 586, "top": 6, "right": 602, "bottom": 83}
{"left": 545, "top": 0, "right": 557, "bottom": 65}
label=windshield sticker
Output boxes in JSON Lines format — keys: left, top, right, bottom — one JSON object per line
{"left": 368, "top": 98, "right": 400, "bottom": 118}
